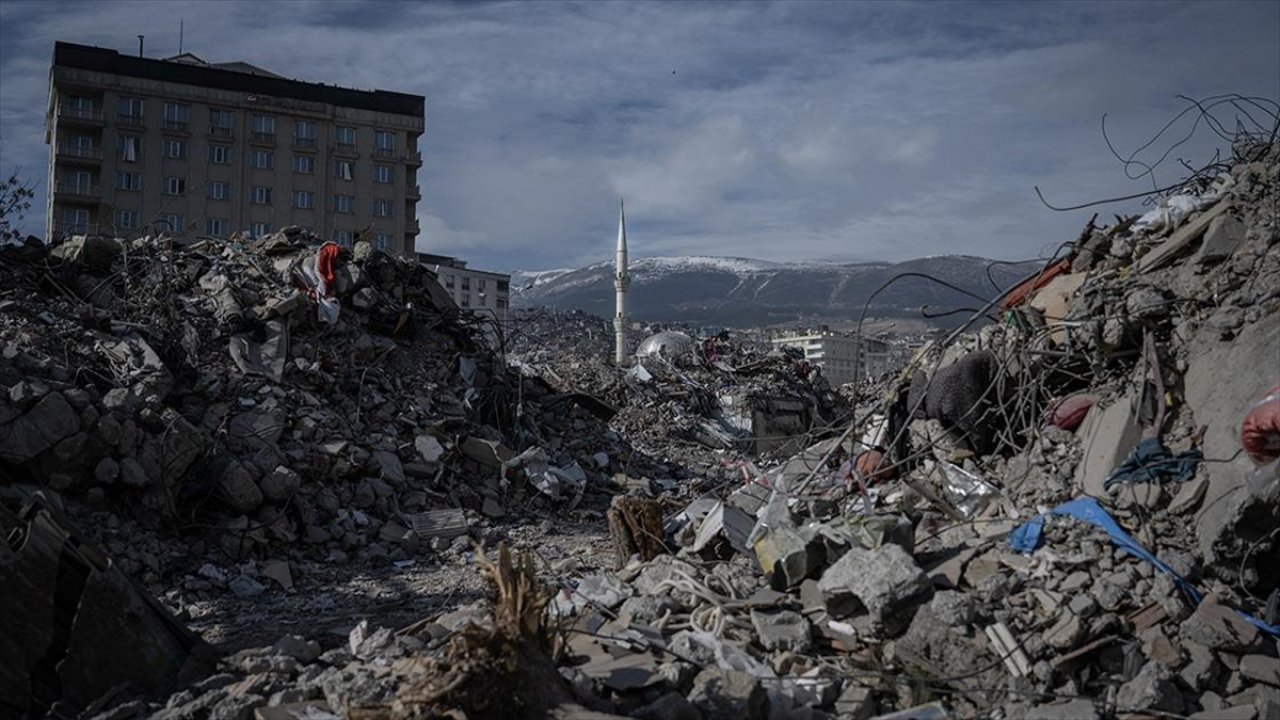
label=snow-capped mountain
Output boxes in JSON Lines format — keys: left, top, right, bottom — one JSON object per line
{"left": 511, "top": 254, "right": 1043, "bottom": 326}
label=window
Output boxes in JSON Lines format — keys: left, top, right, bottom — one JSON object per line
{"left": 333, "top": 160, "right": 353, "bottom": 181}
{"left": 293, "top": 155, "right": 314, "bottom": 174}
{"left": 119, "top": 134, "right": 140, "bottom": 162}
{"left": 250, "top": 222, "right": 272, "bottom": 238}
{"left": 334, "top": 229, "right": 354, "bottom": 246}
{"left": 163, "top": 102, "right": 189, "bottom": 129}
{"left": 334, "top": 194, "right": 353, "bottom": 213}
{"left": 163, "top": 139, "right": 187, "bottom": 159}
{"left": 115, "top": 171, "right": 142, "bottom": 191}
{"left": 65, "top": 95, "right": 95, "bottom": 119}
{"left": 374, "top": 130, "right": 395, "bottom": 157}
{"left": 65, "top": 134, "right": 95, "bottom": 158}
{"left": 251, "top": 149, "right": 274, "bottom": 169}
{"left": 497, "top": 280, "right": 509, "bottom": 292}
{"left": 374, "top": 233, "right": 392, "bottom": 251}
{"left": 443, "top": 275, "right": 454, "bottom": 288}
{"left": 496, "top": 298, "right": 508, "bottom": 310}
{"left": 208, "top": 145, "right": 230, "bottom": 164}
{"left": 62, "top": 208, "right": 90, "bottom": 232}
{"left": 335, "top": 126, "right": 356, "bottom": 146}
{"left": 374, "top": 164, "right": 393, "bottom": 184}
{"left": 252, "top": 114, "right": 275, "bottom": 136}
{"left": 478, "top": 279, "right": 487, "bottom": 292}
{"left": 161, "top": 214, "right": 185, "bottom": 233}
{"left": 63, "top": 170, "right": 92, "bottom": 194}
{"left": 118, "top": 96, "right": 143, "bottom": 122}
{"left": 294, "top": 120, "right": 317, "bottom": 148}
{"left": 163, "top": 176, "right": 186, "bottom": 195}
{"left": 252, "top": 186, "right": 273, "bottom": 205}
{"left": 208, "top": 181, "right": 230, "bottom": 200}
{"left": 372, "top": 199, "right": 393, "bottom": 217}
{"left": 209, "top": 109, "right": 234, "bottom": 137}
{"left": 461, "top": 294, "right": 471, "bottom": 308}
{"left": 292, "top": 190, "right": 313, "bottom": 209}
{"left": 114, "top": 209, "right": 139, "bottom": 229}
{"left": 205, "top": 218, "right": 228, "bottom": 237}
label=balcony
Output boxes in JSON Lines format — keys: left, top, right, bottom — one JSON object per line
{"left": 208, "top": 126, "right": 235, "bottom": 141}
{"left": 251, "top": 131, "right": 276, "bottom": 145}
{"left": 405, "top": 219, "right": 420, "bottom": 235}
{"left": 55, "top": 182, "right": 100, "bottom": 198}
{"left": 403, "top": 150, "right": 422, "bottom": 167}
{"left": 407, "top": 184, "right": 421, "bottom": 200}
{"left": 116, "top": 113, "right": 145, "bottom": 129}
{"left": 292, "top": 137, "right": 317, "bottom": 151}
{"left": 52, "top": 220, "right": 102, "bottom": 238}
{"left": 162, "top": 119, "right": 190, "bottom": 134}
{"left": 57, "top": 144, "right": 102, "bottom": 164}
{"left": 58, "top": 106, "right": 103, "bottom": 125}
{"left": 373, "top": 146, "right": 396, "bottom": 159}
{"left": 333, "top": 142, "right": 358, "bottom": 157}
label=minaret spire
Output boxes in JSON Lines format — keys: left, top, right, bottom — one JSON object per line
{"left": 614, "top": 198, "right": 630, "bottom": 367}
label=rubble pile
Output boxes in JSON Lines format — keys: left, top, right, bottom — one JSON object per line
{"left": 4, "top": 135, "right": 1280, "bottom": 720}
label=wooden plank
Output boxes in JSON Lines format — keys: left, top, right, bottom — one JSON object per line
{"left": 1136, "top": 198, "right": 1232, "bottom": 273}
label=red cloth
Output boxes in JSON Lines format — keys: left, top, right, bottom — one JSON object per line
{"left": 854, "top": 449, "right": 895, "bottom": 482}
{"left": 316, "top": 242, "right": 340, "bottom": 298}
{"left": 1047, "top": 394, "right": 1096, "bottom": 431}
{"left": 1242, "top": 385, "right": 1280, "bottom": 464}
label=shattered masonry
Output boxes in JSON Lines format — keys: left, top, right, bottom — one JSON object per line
{"left": 2, "top": 139, "right": 1280, "bottom": 720}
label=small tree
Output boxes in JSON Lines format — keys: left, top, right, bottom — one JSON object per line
{"left": 1, "top": 171, "right": 36, "bottom": 244}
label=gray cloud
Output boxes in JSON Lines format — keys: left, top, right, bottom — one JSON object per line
{"left": 1, "top": 0, "right": 1277, "bottom": 272}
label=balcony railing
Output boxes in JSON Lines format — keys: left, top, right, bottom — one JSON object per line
{"left": 57, "top": 144, "right": 103, "bottom": 161}
{"left": 406, "top": 220, "right": 420, "bottom": 234}
{"left": 56, "top": 182, "right": 99, "bottom": 197}
{"left": 373, "top": 146, "right": 396, "bottom": 159}
{"left": 52, "top": 220, "right": 102, "bottom": 238}
{"left": 407, "top": 185, "right": 421, "bottom": 199}
{"left": 333, "top": 142, "right": 357, "bottom": 156}
{"left": 251, "top": 131, "right": 276, "bottom": 144}
{"left": 208, "top": 126, "right": 234, "bottom": 140}
{"left": 58, "top": 106, "right": 103, "bottom": 123}
{"left": 403, "top": 150, "right": 422, "bottom": 166}
{"left": 292, "top": 137, "right": 317, "bottom": 150}
{"left": 116, "top": 113, "right": 145, "bottom": 128}
{"left": 162, "top": 119, "right": 190, "bottom": 132}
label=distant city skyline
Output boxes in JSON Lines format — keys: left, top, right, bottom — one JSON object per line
{"left": 2, "top": 0, "right": 1277, "bottom": 272}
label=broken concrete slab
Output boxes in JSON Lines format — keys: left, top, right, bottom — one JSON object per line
{"left": 1074, "top": 390, "right": 1143, "bottom": 499}
{"left": 750, "top": 609, "right": 813, "bottom": 653}
{"left": 0, "top": 391, "right": 80, "bottom": 463}
{"left": 1196, "top": 213, "right": 1248, "bottom": 265}
{"left": 1180, "top": 595, "right": 1265, "bottom": 653}
{"left": 817, "top": 543, "right": 932, "bottom": 633}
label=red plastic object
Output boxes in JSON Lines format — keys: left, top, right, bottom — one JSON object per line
{"left": 1241, "top": 385, "right": 1280, "bottom": 465}
{"left": 1047, "top": 394, "right": 1096, "bottom": 432}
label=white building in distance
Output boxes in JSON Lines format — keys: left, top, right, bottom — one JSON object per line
{"left": 771, "top": 333, "right": 891, "bottom": 386}
{"left": 417, "top": 252, "right": 509, "bottom": 326}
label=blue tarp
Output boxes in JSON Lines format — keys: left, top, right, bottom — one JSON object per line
{"left": 1009, "top": 496, "right": 1279, "bottom": 636}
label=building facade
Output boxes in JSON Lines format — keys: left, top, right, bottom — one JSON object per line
{"left": 44, "top": 42, "right": 424, "bottom": 255}
{"left": 417, "top": 252, "right": 510, "bottom": 325}
{"left": 771, "top": 333, "right": 891, "bottom": 385}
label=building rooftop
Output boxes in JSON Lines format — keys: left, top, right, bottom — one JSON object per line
{"left": 52, "top": 41, "right": 424, "bottom": 118}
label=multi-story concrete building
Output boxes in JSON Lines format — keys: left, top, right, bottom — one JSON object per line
{"left": 43, "top": 41, "right": 424, "bottom": 255}
{"left": 417, "top": 252, "right": 510, "bottom": 325}
{"left": 771, "top": 332, "right": 891, "bottom": 385}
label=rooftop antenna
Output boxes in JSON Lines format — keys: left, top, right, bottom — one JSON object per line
{"left": 179, "top": 19, "right": 184, "bottom": 54}
{"left": 137, "top": 34, "right": 144, "bottom": 57}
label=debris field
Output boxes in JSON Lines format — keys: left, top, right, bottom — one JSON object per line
{"left": 2, "top": 139, "right": 1280, "bottom": 720}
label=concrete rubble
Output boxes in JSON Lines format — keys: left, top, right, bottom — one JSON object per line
{"left": 2, "top": 138, "right": 1279, "bottom": 719}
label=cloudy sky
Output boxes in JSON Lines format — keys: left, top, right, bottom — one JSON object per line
{"left": 1, "top": 1, "right": 1277, "bottom": 271}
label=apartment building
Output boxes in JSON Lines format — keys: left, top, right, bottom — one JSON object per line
{"left": 417, "top": 252, "right": 510, "bottom": 325}
{"left": 771, "top": 332, "right": 891, "bottom": 385}
{"left": 43, "top": 41, "right": 424, "bottom": 255}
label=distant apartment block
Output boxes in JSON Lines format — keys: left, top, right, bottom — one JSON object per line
{"left": 43, "top": 41, "right": 424, "bottom": 255}
{"left": 771, "top": 332, "right": 891, "bottom": 385}
{"left": 417, "top": 252, "right": 510, "bottom": 325}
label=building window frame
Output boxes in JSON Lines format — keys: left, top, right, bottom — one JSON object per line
{"left": 163, "top": 176, "right": 187, "bottom": 196}
{"left": 163, "top": 138, "right": 187, "bottom": 160}
{"left": 251, "top": 186, "right": 273, "bottom": 205}
{"left": 333, "top": 194, "right": 354, "bottom": 214}
{"left": 251, "top": 149, "right": 274, "bottom": 170}
{"left": 208, "top": 181, "right": 231, "bottom": 201}
{"left": 292, "top": 190, "right": 314, "bottom": 209}
{"left": 374, "top": 164, "right": 393, "bottom": 184}
{"left": 293, "top": 155, "right": 315, "bottom": 174}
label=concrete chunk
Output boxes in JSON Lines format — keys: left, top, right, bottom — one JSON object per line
{"left": 817, "top": 543, "right": 931, "bottom": 631}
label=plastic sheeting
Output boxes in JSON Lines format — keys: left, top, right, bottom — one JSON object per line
{"left": 1008, "top": 496, "right": 1279, "bottom": 636}
{"left": 635, "top": 331, "right": 695, "bottom": 359}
